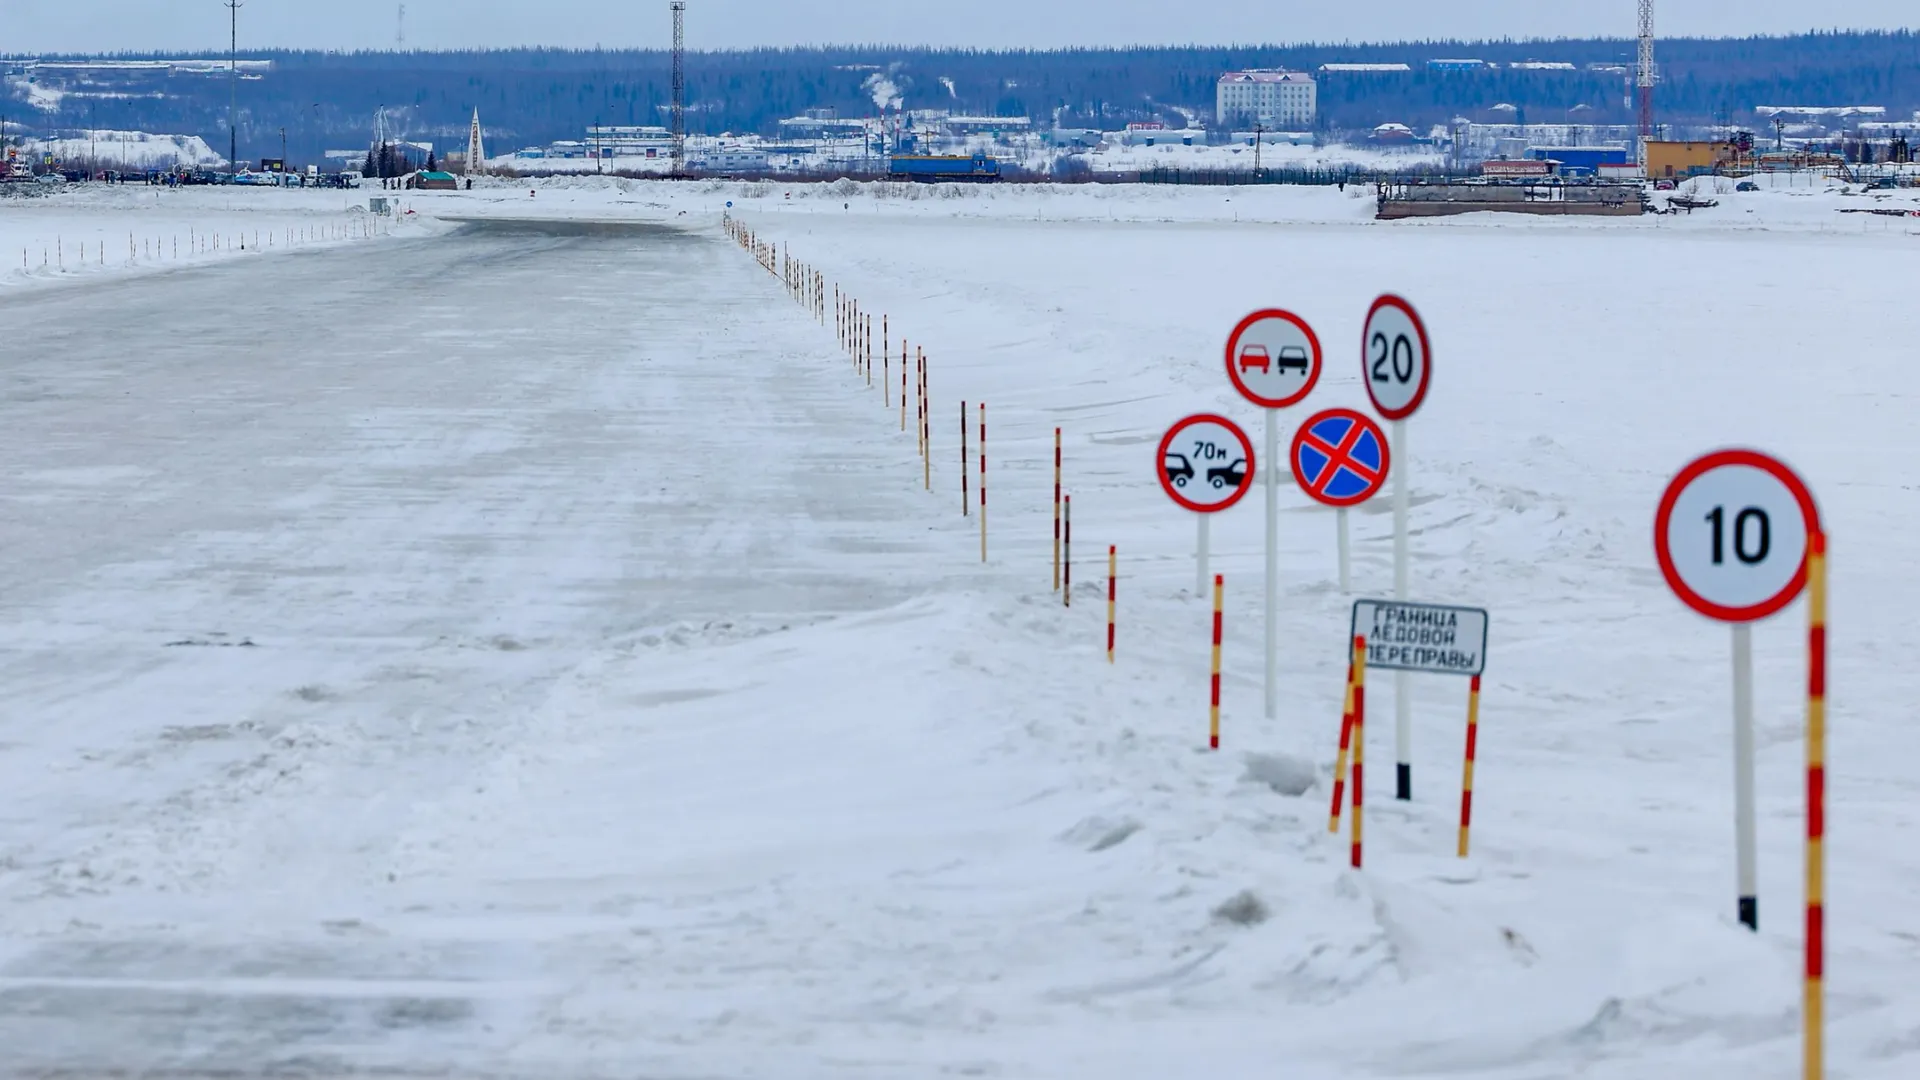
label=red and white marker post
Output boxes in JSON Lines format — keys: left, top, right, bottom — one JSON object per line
{"left": 1107, "top": 545, "right": 1117, "bottom": 663}
{"left": 1362, "top": 294, "right": 1432, "bottom": 803}
{"left": 1654, "top": 448, "right": 1821, "bottom": 936}
{"left": 978, "top": 404, "right": 987, "bottom": 562}
{"left": 1209, "top": 575, "right": 1225, "bottom": 750}
{"left": 1225, "top": 309, "right": 1323, "bottom": 720}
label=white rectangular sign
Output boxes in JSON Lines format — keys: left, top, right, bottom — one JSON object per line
{"left": 1350, "top": 599, "right": 1489, "bottom": 677}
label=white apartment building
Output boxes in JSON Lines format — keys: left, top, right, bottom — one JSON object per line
{"left": 1216, "top": 70, "right": 1318, "bottom": 129}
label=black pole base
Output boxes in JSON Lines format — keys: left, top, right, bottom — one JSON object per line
{"left": 1396, "top": 763, "right": 1412, "bottom": 802}
{"left": 1739, "top": 896, "right": 1757, "bottom": 931}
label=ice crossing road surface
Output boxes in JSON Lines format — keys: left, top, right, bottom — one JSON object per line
{"left": 0, "top": 220, "right": 1027, "bottom": 1076}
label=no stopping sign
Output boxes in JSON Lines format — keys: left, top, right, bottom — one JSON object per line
{"left": 1655, "top": 449, "right": 1822, "bottom": 622}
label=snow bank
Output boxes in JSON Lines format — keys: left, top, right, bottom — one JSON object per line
{"left": 0, "top": 183, "right": 417, "bottom": 294}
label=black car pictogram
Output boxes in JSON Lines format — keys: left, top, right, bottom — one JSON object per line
{"left": 1164, "top": 452, "right": 1195, "bottom": 488}
{"left": 1208, "top": 458, "right": 1247, "bottom": 489}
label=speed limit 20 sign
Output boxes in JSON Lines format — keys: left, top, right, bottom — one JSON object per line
{"left": 1362, "top": 295, "right": 1431, "bottom": 420}
{"left": 1655, "top": 449, "right": 1822, "bottom": 622}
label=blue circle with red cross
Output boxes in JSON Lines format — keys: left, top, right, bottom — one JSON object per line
{"left": 1290, "top": 408, "right": 1392, "bottom": 508}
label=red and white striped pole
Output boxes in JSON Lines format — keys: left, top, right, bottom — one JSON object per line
{"left": 1053, "top": 429, "right": 1063, "bottom": 592}
{"left": 1805, "top": 530, "right": 1828, "bottom": 1080}
{"left": 1063, "top": 495, "right": 1072, "bottom": 608}
{"left": 921, "top": 353, "right": 931, "bottom": 492}
{"left": 979, "top": 405, "right": 988, "bottom": 562}
{"left": 1329, "top": 656, "right": 1357, "bottom": 834}
{"left": 960, "top": 402, "right": 970, "bottom": 517}
{"left": 1459, "top": 674, "right": 1482, "bottom": 857}
{"left": 1209, "top": 575, "right": 1224, "bottom": 750}
{"left": 1351, "top": 635, "right": 1367, "bottom": 869}
{"left": 1106, "top": 546, "right": 1117, "bottom": 663}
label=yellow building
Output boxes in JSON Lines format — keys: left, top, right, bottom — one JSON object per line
{"left": 1644, "top": 140, "right": 1725, "bottom": 179}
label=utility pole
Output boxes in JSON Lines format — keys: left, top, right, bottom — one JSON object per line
{"left": 226, "top": 0, "right": 242, "bottom": 172}
{"left": 671, "top": 1, "right": 687, "bottom": 176}
{"left": 1253, "top": 121, "right": 1264, "bottom": 179}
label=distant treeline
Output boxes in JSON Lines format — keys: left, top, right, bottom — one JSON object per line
{"left": 5, "top": 32, "right": 1918, "bottom": 164}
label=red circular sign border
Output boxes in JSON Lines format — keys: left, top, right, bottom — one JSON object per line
{"left": 1224, "top": 308, "right": 1324, "bottom": 410}
{"left": 1157, "top": 413, "right": 1258, "bottom": 514}
{"left": 1361, "top": 294, "right": 1433, "bottom": 421}
{"left": 1653, "top": 448, "right": 1823, "bottom": 623}
{"left": 1289, "top": 407, "right": 1393, "bottom": 508}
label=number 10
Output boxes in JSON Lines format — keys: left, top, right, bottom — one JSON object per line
{"left": 1706, "top": 506, "right": 1770, "bottom": 565}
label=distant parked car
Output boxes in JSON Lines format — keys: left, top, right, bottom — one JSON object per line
{"left": 1736, "top": 181, "right": 1759, "bottom": 192}
{"left": 35, "top": 173, "right": 65, "bottom": 185}
{"left": 1654, "top": 179, "right": 1676, "bottom": 191}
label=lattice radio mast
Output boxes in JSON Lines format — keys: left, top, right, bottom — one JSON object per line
{"left": 1636, "top": 0, "right": 1656, "bottom": 140}
{"left": 671, "top": 1, "right": 687, "bottom": 175}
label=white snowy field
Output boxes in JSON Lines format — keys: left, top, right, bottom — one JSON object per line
{"left": 0, "top": 181, "right": 1916, "bottom": 1079}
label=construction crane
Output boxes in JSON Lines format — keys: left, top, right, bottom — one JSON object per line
{"left": 671, "top": 2, "right": 687, "bottom": 175}
{"left": 1636, "top": 0, "right": 1656, "bottom": 140}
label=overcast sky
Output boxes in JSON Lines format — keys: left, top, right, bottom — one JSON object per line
{"left": 4, "top": 1, "right": 1914, "bottom": 53}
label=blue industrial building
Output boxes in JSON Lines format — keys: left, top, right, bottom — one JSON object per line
{"left": 1528, "top": 146, "right": 1632, "bottom": 176}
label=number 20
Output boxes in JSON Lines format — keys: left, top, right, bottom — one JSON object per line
{"left": 1706, "top": 506, "right": 1770, "bottom": 565}
{"left": 1370, "top": 332, "right": 1415, "bottom": 384}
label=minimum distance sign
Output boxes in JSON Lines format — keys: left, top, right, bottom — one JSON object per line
{"left": 1362, "top": 294, "right": 1432, "bottom": 420}
{"left": 1158, "top": 413, "right": 1257, "bottom": 513}
{"left": 1292, "top": 407, "right": 1392, "bottom": 507}
{"left": 1655, "top": 449, "right": 1822, "bottom": 622}
{"left": 1225, "top": 309, "right": 1323, "bottom": 409}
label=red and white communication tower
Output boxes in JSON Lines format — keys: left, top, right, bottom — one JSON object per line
{"left": 1637, "top": 0, "right": 1657, "bottom": 140}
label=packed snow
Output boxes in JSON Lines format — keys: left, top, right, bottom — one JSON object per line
{"left": 0, "top": 174, "right": 1915, "bottom": 1079}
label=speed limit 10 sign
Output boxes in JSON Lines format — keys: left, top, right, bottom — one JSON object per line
{"left": 1655, "top": 449, "right": 1822, "bottom": 622}
{"left": 1362, "top": 294, "right": 1431, "bottom": 420}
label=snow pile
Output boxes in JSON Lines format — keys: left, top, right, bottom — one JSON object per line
{"left": 15, "top": 131, "right": 223, "bottom": 169}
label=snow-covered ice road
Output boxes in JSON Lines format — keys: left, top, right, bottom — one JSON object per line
{"left": 4, "top": 199, "right": 1919, "bottom": 1080}
{"left": 0, "top": 219, "right": 1056, "bottom": 1077}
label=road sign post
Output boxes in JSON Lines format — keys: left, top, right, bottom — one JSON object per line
{"left": 1363, "top": 294, "right": 1432, "bottom": 802}
{"left": 1655, "top": 448, "right": 1821, "bottom": 935}
{"left": 1158, "top": 413, "right": 1257, "bottom": 601}
{"left": 1226, "top": 309, "right": 1323, "bottom": 721}
{"left": 1291, "top": 407, "right": 1392, "bottom": 592}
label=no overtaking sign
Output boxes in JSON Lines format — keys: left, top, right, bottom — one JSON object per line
{"left": 1351, "top": 599, "right": 1488, "bottom": 677}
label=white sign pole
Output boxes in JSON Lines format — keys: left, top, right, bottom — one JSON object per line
{"left": 1732, "top": 622, "right": 1759, "bottom": 929}
{"left": 1393, "top": 417, "right": 1412, "bottom": 801}
{"left": 1197, "top": 514, "right": 1210, "bottom": 599}
{"left": 1264, "top": 408, "right": 1279, "bottom": 719}
{"left": 1337, "top": 507, "right": 1351, "bottom": 594}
